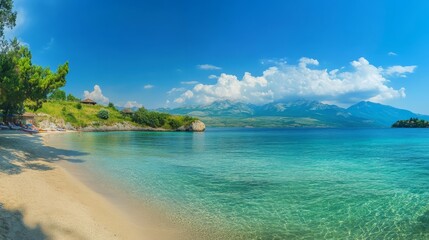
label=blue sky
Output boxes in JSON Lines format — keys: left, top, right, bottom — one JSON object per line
{"left": 7, "top": 0, "right": 429, "bottom": 113}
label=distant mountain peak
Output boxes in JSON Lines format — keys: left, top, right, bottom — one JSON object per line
{"left": 156, "top": 99, "right": 429, "bottom": 128}
{"left": 349, "top": 101, "right": 412, "bottom": 112}
{"left": 348, "top": 101, "right": 429, "bottom": 126}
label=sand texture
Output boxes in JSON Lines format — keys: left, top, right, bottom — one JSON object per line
{"left": 0, "top": 131, "right": 183, "bottom": 240}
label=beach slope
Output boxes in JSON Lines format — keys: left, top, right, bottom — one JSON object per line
{"left": 0, "top": 132, "right": 176, "bottom": 240}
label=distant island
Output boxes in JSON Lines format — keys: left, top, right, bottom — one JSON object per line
{"left": 392, "top": 118, "right": 429, "bottom": 128}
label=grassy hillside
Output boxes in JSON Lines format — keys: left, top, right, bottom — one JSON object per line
{"left": 34, "top": 101, "right": 129, "bottom": 127}
{"left": 30, "top": 101, "right": 197, "bottom": 130}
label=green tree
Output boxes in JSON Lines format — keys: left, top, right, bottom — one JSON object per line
{"left": 108, "top": 102, "right": 117, "bottom": 111}
{"left": 17, "top": 46, "right": 69, "bottom": 111}
{"left": 392, "top": 118, "right": 429, "bottom": 128}
{"left": 0, "top": 40, "right": 25, "bottom": 118}
{"left": 0, "top": 0, "right": 16, "bottom": 38}
{"left": 49, "top": 89, "right": 66, "bottom": 101}
{"left": 1, "top": 2, "right": 68, "bottom": 120}
{"left": 131, "top": 107, "right": 171, "bottom": 128}
{"left": 168, "top": 118, "right": 181, "bottom": 129}
{"left": 0, "top": 41, "right": 69, "bottom": 119}
{"left": 0, "top": 0, "right": 17, "bottom": 115}
{"left": 132, "top": 107, "right": 149, "bottom": 124}
{"left": 67, "top": 93, "right": 79, "bottom": 102}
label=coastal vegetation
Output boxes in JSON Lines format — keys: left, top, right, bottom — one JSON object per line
{"left": 32, "top": 99, "right": 198, "bottom": 130}
{"left": 132, "top": 107, "right": 196, "bottom": 128}
{"left": 392, "top": 118, "right": 429, "bottom": 128}
{"left": 0, "top": 1, "right": 68, "bottom": 121}
{"left": 0, "top": 0, "right": 200, "bottom": 131}
{"left": 0, "top": 40, "right": 69, "bottom": 117}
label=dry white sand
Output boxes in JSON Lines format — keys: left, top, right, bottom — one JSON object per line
{"left": 0, "top": 131, "right": 187, "bottom": 240}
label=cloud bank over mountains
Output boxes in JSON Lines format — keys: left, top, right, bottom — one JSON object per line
{"left": 172, "top": 57, "right": 416, "bottom": 107}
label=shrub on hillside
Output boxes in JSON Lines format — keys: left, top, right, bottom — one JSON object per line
{"left": 97, "top": 109, "right": 109, "bottom": 120}
{"left": 168, "top": 118, "right": 182, "bottom": 129}
{"left": 76, "top": 103, "right": 82, "bottom": 110}
{"left": 132, "top": 107, "right": 170, "bottom": 128}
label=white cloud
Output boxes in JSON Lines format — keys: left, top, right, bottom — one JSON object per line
{"left": 124, "top": 101, "right": 142, "bottom": 109}
{"left": 261, "top": 58, "right": 287, "bottom": 66}
{"left": 174, "top": 90, "right": 194, "bottom": 103}
{"left": 43, "top": 37, "right": 55, "bottom": 51}
{"left": 172, "top": 57, "right": 415, "bottom": 106}
{"left": 388, "top": 52, "right": 397, "bottom": 56}
{"left": 197, "top": 64, "right": 222, "bottom": 70}
{"left": 83, "top": 85, "right": 109, "bottom": 105}
{"left": 181, "top": 81, "right": 199, "bottom": 85}
{"left": 144, "top": 84, "right": 154, "bottom": 89}
{"left": 298, "top": 57, "right": 319, "bottom": 68}
{"left": 167, "top": 87, "right": 186, "bottom": 94}
{"left": 385, "top": 65, "right": 416, "bottom": 77}
{"left": 208, "top": 74, "right": 218, "bottom": 79}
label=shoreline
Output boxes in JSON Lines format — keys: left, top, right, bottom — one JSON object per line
{"left": 34, "top": 118, "right": 205, "bottom": 132}
{"left": 0, "top": 131, "right": 189, "bottom": 239}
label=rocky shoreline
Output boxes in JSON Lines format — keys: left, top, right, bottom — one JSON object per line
{"left": 37, "top": 118, "right": 206, "bottom": 132}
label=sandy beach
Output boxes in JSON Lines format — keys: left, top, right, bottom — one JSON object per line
{"left": 0, "top": 131, "right": 185, "bottom": 240}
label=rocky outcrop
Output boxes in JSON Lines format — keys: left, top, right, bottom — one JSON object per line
{"left": 37, "top": 119, "right": 77, "bottom": 131}
{"left": 35, "top": 114, "right": 206, "bottom": 132}
{"left": 177, "top": 120, "right": 206, "bottom": 132}
{"left": 190, "top": 120, "right": 206, "bottom": 131}
{"left": 81, "top": 122, "right": 147, "bottom": 132}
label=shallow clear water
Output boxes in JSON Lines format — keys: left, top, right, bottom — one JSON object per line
{"left": 47, "top": 128, "right": 429, "bottom": 239}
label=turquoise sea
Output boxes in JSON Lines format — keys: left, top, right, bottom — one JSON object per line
{"left": 46, "top": 128, "right": 429, "bottom": 239}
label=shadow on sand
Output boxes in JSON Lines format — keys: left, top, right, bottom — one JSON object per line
{"left": 0, "top": 131, "right": 89, "bottom": 239}
{"left": 0, "top": 203, "right": 47, "bottom": 240}
{"left": 0, "top": 131, "right": 88, "bottom": 175}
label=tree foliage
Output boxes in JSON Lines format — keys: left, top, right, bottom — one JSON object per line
{"left": 108, "top": 102, "right": 117, "bottom": 111}
{"left": 97, "top": 109, "right": 109, "bottom": 120}
{"left": 67, "top": 93, "right": 79, "bottom": 102}
{"left": 131, "top": 107, "right": 197, "bottom": 129}
{"left": 168, "top": 118, "right": 181, "bottom": 129}
{"left": 392, "top": 118, "right": 429, "bottom": 128}
{"left": 0, "top": 0, "right": 16, "bottom": 38}
{"left": 132, "top": 107, "right": 170, "bottom": 128}
{"left": 0, "top": 40, "right": 69, "bottom": 118}
{"left": 49, "top": 89, "right": 66, "bottom": 101}
{"left": 0, "top": 40, "right": 23, "bottom": 116}
{"left": 0, "top": 2, "right": 68, "bottom": 120}
{"left": 17, "top": 46, "right": 69, "bottom": 111}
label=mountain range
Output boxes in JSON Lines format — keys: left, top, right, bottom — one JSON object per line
{"left": 157, "top": 100, "right": 429, "bottom": 128}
